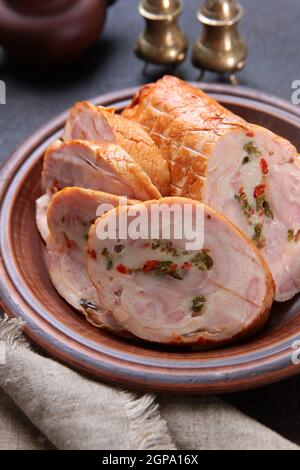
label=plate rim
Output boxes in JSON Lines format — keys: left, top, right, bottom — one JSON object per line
{"left": 1, "top": 83, "right": 300, "bottom": 394}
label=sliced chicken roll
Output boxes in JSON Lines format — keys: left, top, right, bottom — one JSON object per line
{"left": 63, "top": 101, "right": 170, "bottom": 195}
{"left": 87, "top": 198, "right": 274, "bottom": 345}
{"left": 47, "top": 187, "right": 138, "bottom": 332}
{"left": 42, "top": 139, "right": 161, "bottom": 200}
{"left": 123, "top": 75, "right": 300, "bottom": 301}
{"left": 122, "top": 75, "right": 247, "bottom": 199}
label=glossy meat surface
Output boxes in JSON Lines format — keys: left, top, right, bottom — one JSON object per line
{"left": 42, "top": 139, "right": 161, "bottom": 200}
{"left": 63, "top": 101, "right": 170, "bottom": 195}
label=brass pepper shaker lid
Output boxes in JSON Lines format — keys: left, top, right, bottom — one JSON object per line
{"left": 192, "top": 0, "right": 248, "bottom": 84}
{"left": 134, "top": 0, "right": 188, "bottom": 74}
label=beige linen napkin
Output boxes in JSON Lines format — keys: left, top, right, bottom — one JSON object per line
{"left": 0, "top": 314, "right": 298, "bottom": 450}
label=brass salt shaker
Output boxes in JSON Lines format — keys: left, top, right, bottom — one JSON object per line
{"left": 134, "top": 0, "right": 188, "bottom": 74}
{"left": 192, "top": 0, "right": 248, "bottom": 84}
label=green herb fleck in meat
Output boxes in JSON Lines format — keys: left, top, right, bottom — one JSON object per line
{"left": 263, "top": 200, "right": 273, "bottom": 219}
{"left": 235, "top": 191, "right": 254, "bottom": 224}
{"left": 287, "top": 229, "right": 295, "bottom": 242}
{"left": 151, "top": 239, "right": 161, "bottom": 250}
{"left": 79, "top": 299, "right": 97, "bottom": 311}
{"left": 168, "top": 270, "right": 183, "bottom": 280}
{"left": 244, "top": 141, "right": 261, "bottom": 156}
{"left": 252, "top": 223, "right": 265, "bottom": 247}
{"left": 191, "top": 251, "right": 214, "bottom": 271}
{"left": 255, "top": 194, "right": 264, "bottom": 213}
{"left": 101, "top": 247, "right": 113, "bottom": 270}
{"left": 155, "top": 261, "right": 182, "bottom": 279}
{"left": 114, "top": 244, "right": 125, "bottom": 253}
{"left": 161, "top": 240, "right": 178, "bottom": 256}
{"left": 191, "top": 296, "right": 206, "bottom": 315}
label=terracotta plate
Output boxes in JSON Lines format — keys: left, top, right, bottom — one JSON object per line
{"left": 1, "top": 84, "right": 300, "bottom": 394}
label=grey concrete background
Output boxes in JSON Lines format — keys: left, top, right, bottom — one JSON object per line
{"left": 0, "top": 0, "right": 300, "bottom": 446}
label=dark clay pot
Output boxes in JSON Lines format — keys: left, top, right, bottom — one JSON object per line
{"left": 0, "top": 0, "right": 117, "bottom": 66}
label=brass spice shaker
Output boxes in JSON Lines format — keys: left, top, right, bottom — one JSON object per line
{"left": 192, "top": 0, "right": 248, "bottom": 84}
{"left": 134, "top": 0, "right": 188, "bottom": 74}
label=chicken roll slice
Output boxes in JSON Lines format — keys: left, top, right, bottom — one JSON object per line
{"left": 123, "top": 75, "right": 300, "bottom": 301}
{"left": 47, "top": 187, "right": 138, "bottom": 332}
{"left": 87, "top": 198, "right": 274, "bottom": 345}
{"left": 36, "top": 193, "right": 51, "bottom": 242}
{"left": 204, "top": 124, "right": 300, "bottom": 302}
{"left": 42, "top": 139, "right": 161, "bottom": 200}
{"left": 63, "top": 101, "right": 170, "bottom": 195}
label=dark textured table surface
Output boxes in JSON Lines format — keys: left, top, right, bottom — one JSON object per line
{"left": 1, "top": 0, "right": 300, "bottom": 446}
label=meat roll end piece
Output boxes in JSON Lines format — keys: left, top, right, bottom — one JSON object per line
{"left": 42, "top": 139, "right": 161, "bottom": 201}
{"left": 88, "top": 198, "right": 274, "bottom": 345}
{"left": 63, "top": 101, "right": 170, "bottom": 195}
